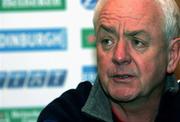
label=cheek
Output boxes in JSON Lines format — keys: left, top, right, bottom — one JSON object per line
{"left": 138, "top": 52, "right": 167, "bottom": 87}
{"left": 97, "top": 52, "right": 109, "bottom": 74}
{"left": 97, "top": 50, "right": 112, "bottom": 82}
{"left": 143, "top": 61, "right": 154, "bottom": 73}
{"left": 97, "top": 48, "right": 110, "bottom": 68}
{"left": 136, "top": 59, "right": 151, "bottom": 84}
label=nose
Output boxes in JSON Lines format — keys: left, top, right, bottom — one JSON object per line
{"left": 112, "top": 40, "right": 131, "bottom": 65}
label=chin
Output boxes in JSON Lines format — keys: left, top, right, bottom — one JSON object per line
{"left": 108, "top": 87, "right": 139, "bottom": 102}
{"left": 111, "top": 95, "right": 137, "bottom": 103}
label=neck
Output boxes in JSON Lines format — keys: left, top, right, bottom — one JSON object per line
{"left": 111, "top": 84, "right": 164, "bottom": 122}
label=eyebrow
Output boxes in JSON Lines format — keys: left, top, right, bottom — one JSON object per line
{"left": 98, "top": 25, "right": 147, "bottom": 36}
{"left": 98, "top": 25, "right": 150, "bottom": 40}
{"left": 98, "top": 25, "right": 117, "bottom": 34}
{"left": 125, "top": 30, "right": 146, "bottom": 37}
{"left": 125, "top": 30, "right": 151, "bottom": 42}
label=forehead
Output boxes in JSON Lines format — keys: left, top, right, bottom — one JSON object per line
{"left": 98, "top": 0, "right": 162, "bottom": 26}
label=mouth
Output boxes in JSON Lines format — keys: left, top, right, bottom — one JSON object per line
{"left": 110, "top": 74, "right": 135, "bottom": 83}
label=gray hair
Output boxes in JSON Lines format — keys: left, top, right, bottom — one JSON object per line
{"left": 93, "top": 0, "right": 180, "bottom": 42}
{"left": 155, "top": 0, "right": 180, "bottom": 42}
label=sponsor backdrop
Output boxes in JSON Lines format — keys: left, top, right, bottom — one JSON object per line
{"left": 0, "top": 0, "right": 179, "bottom": 122}
{"left": 0, "top": 0, "right": 97, "bottom": 121}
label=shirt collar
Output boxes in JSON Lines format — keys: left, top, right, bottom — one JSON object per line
{"left": 82, "top": 78, "right": 113, "bottom": 122}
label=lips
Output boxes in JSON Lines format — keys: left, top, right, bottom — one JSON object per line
{"left": 109, "top": 73, "right": 136, "bottom": 83}
{"left": 112, "top": 74, "right": 133, "bottom": 78}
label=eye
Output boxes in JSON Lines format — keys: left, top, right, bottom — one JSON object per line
{"left": 132, "top": 39, "right": 145, "bottom": 48}
{"left": 100, "top": 38, "right": 114, "bottom": 50}
{"left": 130, "top": 36, "right": 149, "bottom": 50}
{"left": 101, "top": 39, "right": 113, "bottom": 46}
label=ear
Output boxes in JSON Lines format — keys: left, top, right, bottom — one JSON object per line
{"left": 167, "top": 38, "right": 180, "bottom": 73}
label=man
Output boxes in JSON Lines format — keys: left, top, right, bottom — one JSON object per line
{"left": 38, "top": 0, "right": 180, "bottom": 122}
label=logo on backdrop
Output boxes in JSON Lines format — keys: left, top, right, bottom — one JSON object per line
{"left": 80, "top": 0, "right": 97, "bottom": 10}
{"left": 0, "top": 107, "right": 42, "bottom": 122}
{"left": 0, "top": 69, "right": 67, "bottom": 89}
{"left": 82, "top": 28, "right": 96, "bottom": 48}
{"left": 0, "top": 0, "right": 66, "bottom": 11}
{"left": 82, "top": 65, "right": 97, "bottom": 83}
{"left": 0, "top": 28, "right": 67, "bottom": 51}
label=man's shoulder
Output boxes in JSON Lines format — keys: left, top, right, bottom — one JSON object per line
{"left": 156, "top": 82, "right": 180, "bottom": 122}
{"left": 60, "top": 81, "right": 92, "bottom": 103}
{"left": 163, "top": 82, "right": 180, "bottom": 109}
{"left": 37, "top": 81, "right": 93, "bottom": 122}
{"left": 170, "top": 82, "right": 180, "bottom": 104}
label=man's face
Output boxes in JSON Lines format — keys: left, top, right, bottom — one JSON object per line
{"left": 96, "top": 0, "right": 169, "bottom": 102}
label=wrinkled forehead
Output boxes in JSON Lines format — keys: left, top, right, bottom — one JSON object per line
{"left": 99, "top": 0, "right": 162, "bottom": 21}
